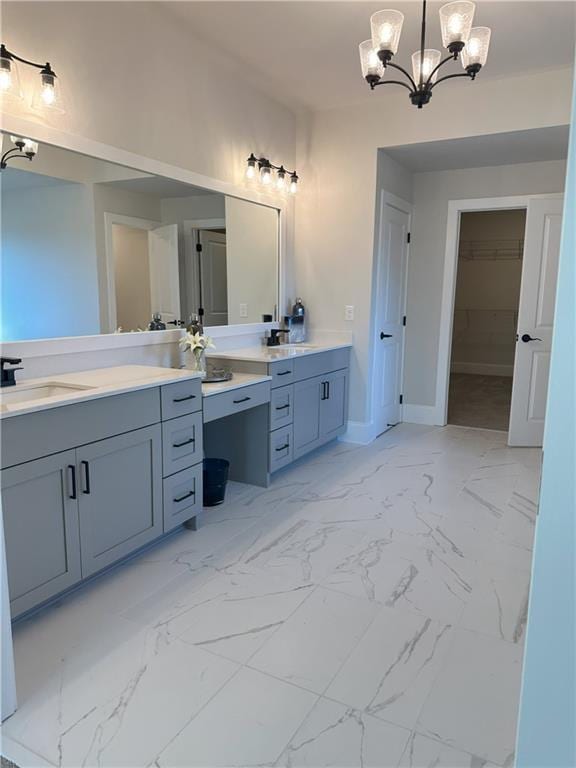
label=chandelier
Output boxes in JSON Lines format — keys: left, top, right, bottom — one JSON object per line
{"left": 359, "top": 1, "right": 491, "bottom": 108}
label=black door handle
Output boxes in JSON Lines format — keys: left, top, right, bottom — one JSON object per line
{"left": 81, "top": 461, "right": 91, "bottom": 495}
{"left": 275, "top": 443, "right": 290, "bottom": 452}
{"left": 233, "top": 396, "right": 251, "bottom": 404}
{"left": 173, "top": 394, "right": 196, "bottom": 403}
{"left": 380, "top": 332, "right": 393, "bottom": 339}
{"left": 277, "top": 370, "right": 291, "bottom": 377}
{"left": 321, "top": 381, "right": 327, "bottom": 400}
{"left": 521, "top": 334, "right": 542, "bottom": 343}
{"left": 67, "top": 465, "right": 77, "bottom": 500}
{"left": 275, "top": 404, "right": 290, "bottom": 411}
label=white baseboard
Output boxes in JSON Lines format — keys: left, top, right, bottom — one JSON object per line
{"left": 451, "top": 362, "right": 514, "bottom": 377}
{"left": 402, "top": 404, "right": 443, "bottom": 426}
{"left": 341, "top": 420, "right": 379, "bottom": 445}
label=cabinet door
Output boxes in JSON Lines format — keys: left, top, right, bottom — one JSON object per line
{"left": 77, "top": 425, "right": 162, "bottom": 577}
{"left": 2, "top": 450, "right": 81, "bottom": 617}
{"left": 320, "top": 369, "right": 348, "bottom": 441}
{"left": 293, "top": 375, "right": 323, "bottom": 459}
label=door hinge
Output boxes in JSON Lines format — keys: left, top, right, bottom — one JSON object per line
{"left": 402, "top": 315, "right": 406, "bottom": 326}
{"left": 406, "top": 232, "right": 411, "bottom": 244}
{"left": 399, "top": 394, "right": 403, "bottom": 404}
{"left": 196, "top": 243, "right": 203, "bottom": 252}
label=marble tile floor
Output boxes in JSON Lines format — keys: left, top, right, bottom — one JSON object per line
{"left": 1, "top": 424, "right": 541, "bottom": 768}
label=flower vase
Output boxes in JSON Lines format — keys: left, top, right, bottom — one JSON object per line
{"left": 190, "top": 348, "right": 206, "bottom": 374}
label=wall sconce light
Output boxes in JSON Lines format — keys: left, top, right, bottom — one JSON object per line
{"left": 1, "top": 135, "right": 39, "bottom": 170}
{"left": 246, "top": 153, "right": 299, "bottom": 194}
{"left": 0, "top": 43, "right": 64, "bottom": 113}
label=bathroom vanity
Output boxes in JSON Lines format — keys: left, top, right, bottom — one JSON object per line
{"left": 209, "top": 344, "right": 351, "bottom": 471}
{"left": 0, "top": 366, "right": 203, "bottom": 618}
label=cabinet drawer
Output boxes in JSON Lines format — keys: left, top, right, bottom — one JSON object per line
{"left": 203, "top": 381, "right": 271, "bottom": 423}
{"left": 163, "top": 463, "right": 202, "bottom": 532}
{"left": 162, "top": 412, "right": 203, "bottom": 476}
{"left": 293, "top": 349, "right": 350, "bottom": 382}
{"left": 270, "top": 385, "right": 294, "bottom": 430}
{"left": 161, "top": 379, "right": 202, "bottom": 421}
{"left": 270, "top": 425, "right": 293, "bottom": 472}
{"left": 269, "top": 360, "right": 294, "bottom": 388}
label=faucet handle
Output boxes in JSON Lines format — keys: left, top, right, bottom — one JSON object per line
{"left": 1, "top": 356, "right": 22, "bottom": 367}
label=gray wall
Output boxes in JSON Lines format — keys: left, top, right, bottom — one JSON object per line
{"left": 403, "top": 159, "right": 567, "bottom": 408}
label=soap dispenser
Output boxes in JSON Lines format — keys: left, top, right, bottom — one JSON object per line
{"left": 289, "top": 298, "right": 306, "bottom": 343}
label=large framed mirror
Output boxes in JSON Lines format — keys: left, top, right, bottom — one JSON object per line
{"left": 0, "top": 133, "right": 280, "bottom": 343}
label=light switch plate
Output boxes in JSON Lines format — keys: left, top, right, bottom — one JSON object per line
{"left": 345, "top": 305, "right": 355, "bottom": 321}
{"left": 239, "top": 303, "right": 248, "bottom": 318}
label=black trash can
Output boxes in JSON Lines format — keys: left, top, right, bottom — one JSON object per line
{"left": 203, "top": 458, "right": 230, "bottom": 506}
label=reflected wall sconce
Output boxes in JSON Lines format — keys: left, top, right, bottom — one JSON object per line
{"left": 0, "top": 42, "right": 64, "bottom": 113}
{"left": 1, "top": 135, "right": 39, "bottom": 170}
{"left": 246, "top": 154, "right": 299, "bottom": 193}
{"left": 359, "top": 0, "right": 491, "bottom": 109}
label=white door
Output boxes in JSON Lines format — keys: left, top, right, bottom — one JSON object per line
{"left": 148, "top": 224, "right": 180, "bottom": 325}
{"left": 373, "top": 194, "right": 410, "bottom": 435}
{"left": 509, "top": 197, "right": 563, "bottom": 446}
{"left": 199, "top": 230, "right": 228, "bottom": 326}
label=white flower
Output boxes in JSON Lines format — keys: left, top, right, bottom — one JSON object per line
{"left": 179, "top": 331, "right": 215, "bottom": 353}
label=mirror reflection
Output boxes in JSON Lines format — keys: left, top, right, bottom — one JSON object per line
{"left": 0, "top": 135, "right": 279, "bottom": 342}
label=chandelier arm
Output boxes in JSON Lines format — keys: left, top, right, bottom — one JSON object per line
{"left": 430, "top": 72, "right": 473, "bottom": 90}
{"left": 0, "top": 148, "right": 32, "bottom": 169}
{"left": 424, "top": 54, "right": 457, "bottom": 89}
{"left": 374, "top": 79, "right": 414, "bottom": 93}
{"left": 385, "top": 62, "right": 418, "bottom": 92}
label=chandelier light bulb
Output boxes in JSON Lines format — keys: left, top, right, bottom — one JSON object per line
{"left": 246, "top": 164, "right": 255, "bottom": 179}
{"left": 276, "top": 167, "right": 286, "bottom": 190}
{"left": 260, "top": 165, "right": 272, "bottom": 185}
{"left": 461, "top": 26, "right": 491, "bottom": 71}
{"left": 370, "top": 10, "right": 404, "bottom": 55}
{"left": 289, "top": 173, "right": 298, "bottom": 194}
{"left": 359, "top": 40, "right": 384, "bottom": 80}
{"left": 411, "top": 49, "right": 442, "bottom": 84}
{"left": 41, "top": 80, "right": 55, "bottom": 105}
{"left": 439, "top": 1, "right": 475, "bottom": 49}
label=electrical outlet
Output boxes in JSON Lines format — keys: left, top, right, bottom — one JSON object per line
{"left": 345, "top": 305, "right": 355, "bottom": 321}
{"left": 239, "top": 303, "right": 248, "bottom": 318}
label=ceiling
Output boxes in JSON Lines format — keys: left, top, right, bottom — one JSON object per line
{"left": 166, "top": 1, "right": 575, "bottom": 111}
{"left": 383, "top": 124, "right": 571, "bottom": 171}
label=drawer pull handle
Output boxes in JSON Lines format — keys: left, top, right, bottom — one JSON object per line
{"left": 277, "top": 370, "right": 291, "bottom": 376}
{"left": 233, "top": 396, "right": 251, "bottom": 404}
{"left": 275, "top": 404, "right": 290, "bottom": 411}
{"left": 81, "top": 460, "right": 91, "bottom": 495}
{"left": 275, "top": 443, "right": 290, "bottom": 452}
{"left": 173, "top": 394, "right": 196, "bottom": 403}
{"left": 67, "top": 465, "right": 77, "bottom": 500}
{"left": 173, "top": 437, "right": 195, "bottom": 448}
{"left": 174, "top": 490, "right": 195, "bottom": 503}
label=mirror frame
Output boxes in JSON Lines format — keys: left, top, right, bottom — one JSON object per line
{"left": 0, "top": 113, "right": 289, "bottom": 356}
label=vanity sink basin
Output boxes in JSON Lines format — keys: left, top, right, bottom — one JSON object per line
{"left": 0, "top": 383, "right": 94, "bottom": 406}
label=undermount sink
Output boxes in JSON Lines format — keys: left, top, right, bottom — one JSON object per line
{"left": 0, "top": 382, "right": 94, "bottom": 406}
{"left": 270, "top": 344, "right": 318, "bottom": 355}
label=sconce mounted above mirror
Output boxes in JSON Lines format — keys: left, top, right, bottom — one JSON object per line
{"left": 0, "top": 135, "right": 38, "bottom": 170}
{"left": 246, "top": 153, "right": 299, "bottom": 193}
{"left": 0, "top": 42, "right": 64, "bottom": 113}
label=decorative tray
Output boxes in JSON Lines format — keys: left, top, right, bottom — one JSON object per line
{"left": 203, "top": 371, "right": 233, "bottom": 384}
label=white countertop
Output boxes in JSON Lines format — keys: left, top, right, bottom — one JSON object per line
{"left": 201, "top": 372, "right": 272, "bottom": 397}
{"left": 0, "top": 365, "right": 203, "bottom": 419}
{"left": 207, "top": 342, "right": 352, "bottom": 364}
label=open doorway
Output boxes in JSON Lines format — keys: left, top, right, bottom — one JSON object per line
{"left": 448, "top": 209, "right": 526, "bottom": 431}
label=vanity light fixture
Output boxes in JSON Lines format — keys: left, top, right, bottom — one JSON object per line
{"left": 0, "top": 43, "right": 64, "bottom": 112}
{"left": 246, "top": 153, "right": 299, "bottom": 193}
{"left": 359, "top": 1, "right": 491, "bottom": 109}
{"left": 0, "top": 135, "right": 39, "bottom": 170}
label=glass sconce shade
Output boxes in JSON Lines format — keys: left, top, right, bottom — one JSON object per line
{"left": 0, "top": 54, "right": 22, "bottom": 104}
{"left": 359, "top": 40, "right": 384, "bottom": 79}
{"left": 411, "top": 49, "right": 442, "bottom": 84}
{"left": 289, "top": 173, "right": 298, "bottom": 194}
{"left": 9, "top": 136, "right": 38, "bottom": 155}
{"left": 276, "top": 167, "right": 287, "bottom": 190}
{"left": 246, "top": 154, "right": 257, "bottom": 179}
{"left": 370, "top": 10, "right": 404, "bottom": 54}
{"left": 461, "top": 26, "right": 491, "bottom": 68}
{"left": 260, "top": 163, "right": 272, "bottom": 185}
{"left": 439, "top": 1, "right": 475, "bottom": 47}
{"left": 31, "top": 68, "right": 65, "bottom": 113}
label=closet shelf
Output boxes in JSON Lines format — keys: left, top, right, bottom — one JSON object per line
{"left": 459, "top": 239, "right": 524, "bottom": 261}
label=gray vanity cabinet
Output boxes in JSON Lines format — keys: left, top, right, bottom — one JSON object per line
{"left": 293, "top": 375, "right": 324, "bottom": 458}
{"left": 76, "top": 425, "right": 162, "bottom": 577}
{"left": 2, "top": 450, "right": 82, "bottom": 617}
{"left": 320, "top": 369, "right": 348, "bottom": 440}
